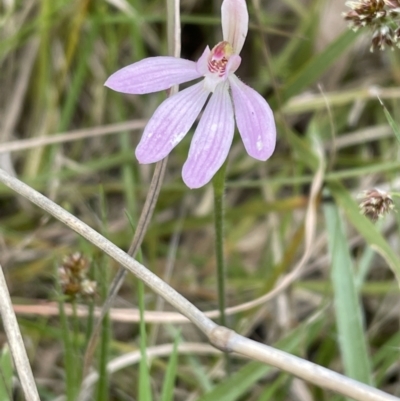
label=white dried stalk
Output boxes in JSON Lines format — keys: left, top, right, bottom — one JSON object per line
{"left": 0, "top": 262, "right": 40, "bottom": 401}
{"left": 0, "top": 120, "right": 146, "bottom": 154}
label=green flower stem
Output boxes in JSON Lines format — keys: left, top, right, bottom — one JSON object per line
{"left": 212, "top": 163, "right": 228, "bottom": 328}
{"left": 71, "top": 300, "right": 80, "bottom": 356}
{"left": 213, "top": 162, "right": 232, "bottom": 374}
{"left": 58, "top": 296, "right": 78, "bottom": 401}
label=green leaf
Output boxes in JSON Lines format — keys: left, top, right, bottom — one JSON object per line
{"left": 0, "top": 345, "right": 13, "bottom": 401}
{"left": 373, "top": 331, "right": 400, "bottom": 386}
{"left": 380, "top": 99, "right": 400, "bottom": 144}
{"left": 255, "top": 373, "right": 289, "bottom": 401}
{"left": 282, "top": 29, "right": 360, "bottom": 102}
{"left": 160, "top": 333, "right": 180, "bottom": 401}
{"left": 138, "top": 281, "right": 153, "bottom": 401}
{"left": 324, "top": 199, "right": 373, "bottom": 385}
{"left": 197, "top": 361, "right": 271, "bottom": 401}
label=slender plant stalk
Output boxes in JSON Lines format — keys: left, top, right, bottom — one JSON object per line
{"left": 212, "top": 163, "right": 228, "bottom": 328}
{"left": 212, "top": 163, "right": 231, "bottom": 373}
{"left": 55, "top": 262, "right": 81, "bottom": 401}
{"left": 58, "top": 293, "right": 78, "bottom": 401}
{"left": 95, "top": 187, "right": 111, "bottom": 401}
{"left": 84, "top": 297, "right": 95, "bottom": 348}
{"left": 0, "top": 120, "right": 147, "bottom": 154}
{"left": 138, "top": 279, "right": 152, "bottom": 401}
{"left": 71, "top": 300, "right": 80, "bottom": 360}
{"left": 0, "top": 263, "right": 40, "bottom": 401}
{"left": 96, "top": 259, "right": 111, "bottom": 401}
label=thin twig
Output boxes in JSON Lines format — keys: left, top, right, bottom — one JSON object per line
{"left": 79, "top": 343, "right": 223, "bottom": 401}
{"left": 0, "top": 263, "right": 40, "bottom": 401}
{"left": 0, "top": 169, "right": 399, "bottom": 401}
{"left": 0, "top": 120, "right": 147, "bottom": 154}
{"left": 1, "top": 39, "right": 39, "bottom": 142}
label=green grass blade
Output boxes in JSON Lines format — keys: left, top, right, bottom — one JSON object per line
{"left": 328, "top": 180, "right": 400, "bottom": 284}
{"left": 324, "top": 198, "right": 373, "bottom": 385}
{"left": 185, "top": 354, "right": 213, "bottom": 393}
{"left": 281, "top": 29, "right": 360, "bottom": 102}
{"left": 373, "top": 331, "right": 400, "bottom": 385}
{"left": 160, "top": 333, "right": 180, "bottom": 401}
{"left": 0, "top": 345, "right": 13, "bottom": 401}
{"left": 138, "top": 280, "right": 153, "bottom": 401}
{"left": 380, "top": 99, "right": 400, "bottom": 144}
{"left": 355, "top": 240, "right": 378, "bottom": 289}
{"left": 95, "top": 261, "right": 111, "bottom": 401}
{"left": 197, "top": 361, "right": 271, "bottom": 401}
{"left": 256, "top": 373, "right": 288, "bottom": 401}
{"left": 96, "top": 188, "right": 112, "bottom": 401}
{"left": 56, "top": 264, "right": 80, "bottom": 401}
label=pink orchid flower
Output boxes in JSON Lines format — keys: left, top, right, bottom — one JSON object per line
{"left": 105, "top": 0, "right": 276, "bottom": 188}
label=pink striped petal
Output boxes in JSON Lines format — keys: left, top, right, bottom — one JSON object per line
{"left": 221, "top": 0, "right": 248, "bottom": 54}
{"left": 105, "top": 57, "right": 202, "bottom": 94}
{"left": 182, "top": 83, "right": 234, "bottom": 188}
{"left": 135, "top": 82, "right": 210, "bottom": 163}
{"left": 223, "top": 54, "right": 241, "bottom": 78}
{"left": 229, "top": 75, "right": 276, "bottom": 161}
{"left": 196, "top": 46, "right": 211, "bottom": 76}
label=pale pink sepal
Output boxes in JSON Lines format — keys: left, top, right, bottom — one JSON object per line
{"left": 105, "top": 57, "right": 202, "bottom": 95}
{"left": 229, "top": 75, "right": 276, "bottom": 160}
{"left": 223, "top": 54, "right": 241, "bottom": 78}
{"left": 221, "top": 0, "right": 248, "bottom": 54}
{"left": 196, "top": 46, "right": 211, "bottom": 76}
{"left": 182, "top": 83, "right": 234, "bottom": 188}
{"left": 135, "top": 82, "right": 210, "bottom": 163}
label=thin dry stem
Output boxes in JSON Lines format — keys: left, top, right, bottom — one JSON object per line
{"left": 229, "top": 333, "right": 397, "bottom": 401}
{"left": 0, "top": 120, "right": 147, "bottom": 154}
{"left": 79, "top": 343, "right": 222, "bottom": 400}
{"left": 1, "top": 39, "right": 39, "bottom": 142}
{"left": 0, "top": 263, "right": 40, "bottom": 401}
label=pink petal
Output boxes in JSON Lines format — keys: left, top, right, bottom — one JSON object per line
{"left": 182, "top": 83, "right": 234, "bottom": 189}
{"left": 229, "top": 74, "right": 276, "bottom": 160}
{"left": 223, "top": 54, "right": 241, "bottom": 78}
{"left": 135, "top": 82, "right": 210, "bottom": 163}
{"left": 105, "top": 57, "right": 202, "bottom": 94}
{"left": 221, "top": 0, "right": 248, "bottom": 54}
{"left": 196, "top": 46, "right": 211, "bottom": 76}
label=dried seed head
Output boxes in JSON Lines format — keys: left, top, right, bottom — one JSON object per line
{"left": 62, "top": 252, "right": 89, "bottom": 274}
{"left": 371, "top": 26, "right": 395, "bottom": 50}
{"left": 384, "top": 0, "right": 400, "bottom": 10}
{"left": 343, "top": 0, "right": 400, "bottom": 50}
{"left": 358, "top": 188, "right": 395, "bottom": 221}
{"left": 58, "top": 253, "right": 96, "bottom": 299}
{"left": 344, "top": 0, "right": 386, "bottom": 28}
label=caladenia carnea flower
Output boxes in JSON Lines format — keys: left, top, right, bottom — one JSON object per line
{"left": 105, "top": 0, "right": 276, "bottom": 188}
